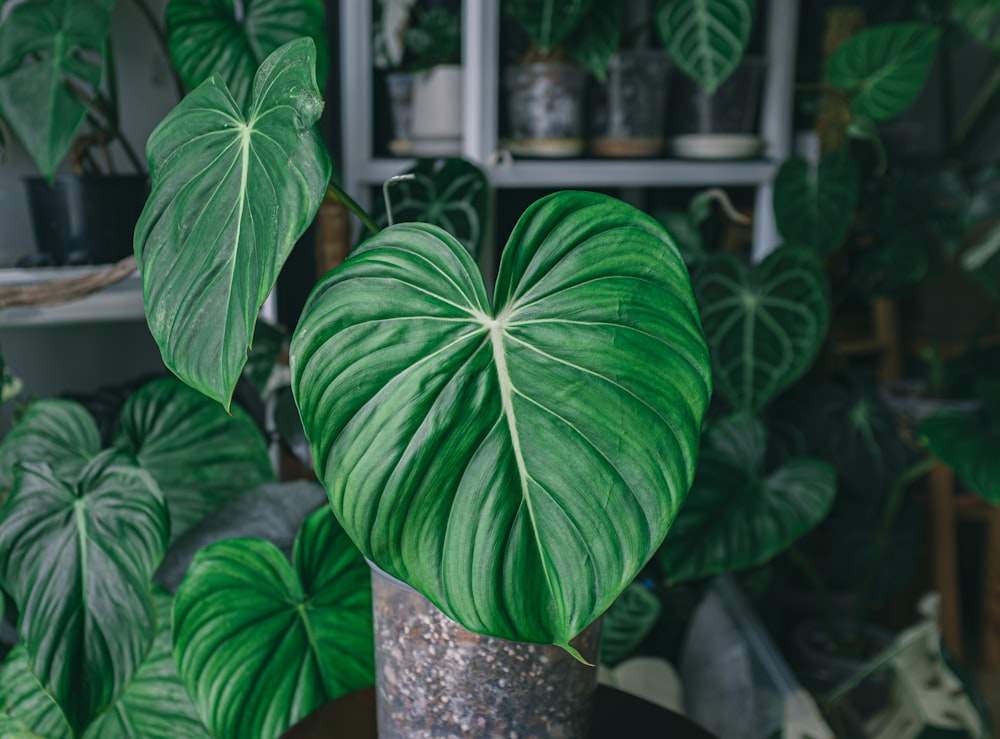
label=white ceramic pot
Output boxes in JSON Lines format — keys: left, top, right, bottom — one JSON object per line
{"left": 410, "top": 64, "right": 463, "bottom": 156}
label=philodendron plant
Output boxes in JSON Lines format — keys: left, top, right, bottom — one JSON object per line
{"left": 135, "top": 35, "right": 712, "bottom": 661}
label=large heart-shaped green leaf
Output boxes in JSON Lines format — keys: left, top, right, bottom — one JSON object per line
{"left": 135, "top": 38, "right": 331, "bottom": 410}
{"left": 0, "top": 451, "right": 169, "bottom": 737}
{"left": 0, "top": 589, "right": 207, "bottom": 739}
{"left": 773, "top": 151, "right": 860, "bottom": 257}
{"left": 656, "top": 0, "right": 755, "bottom": 94}
{"left": 827, "top": 22, "right": 940, "bottom": 121}
{"left": 172, "top": 506, "right": 373, "bottom": 739}
{"left": 659, "top": 414, "right": 836, "bottom": 585}
{"left": 0, "top": 399, "right": 99, "bottom": 491}
{"left": 291, "top": 190, "right": 711, "bottom": 649}
{"left": 694, "top": 246, "right": 830, "bottom": 414}
{"left": 371, "top": 158, "right": 490, "bottom": 260}
{"left": 508, "top": 0, "right": 595, "bottom": 54}
{"left": 113, "top": 377, "right": 274, "bottom": 539}
{"left": 0, "top": 0, "right": 114, "bottom": 178}
{"left": 167, "top": 0, "right": 328, "bottom": 110}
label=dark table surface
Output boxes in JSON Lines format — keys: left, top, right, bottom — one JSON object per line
{"left": 281, "top": 684, "right": 718, "bottom": 738}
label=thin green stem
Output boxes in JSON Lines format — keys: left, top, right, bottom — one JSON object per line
{"left": 327, "top": 181, "right": 380, "bottom": 237}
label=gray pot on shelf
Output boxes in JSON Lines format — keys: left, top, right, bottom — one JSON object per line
{"left": 590, "top": 50, "right": 671, "bottom": 158}
{"left": 504, "top": 62, "right": 587, "bottom": 158}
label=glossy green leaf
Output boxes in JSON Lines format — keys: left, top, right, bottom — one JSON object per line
{"left": 0, "top": 399, "right": 100, "bottom": 491}
{"left": 0, "top": 451, "right": 169, "bottom": 737}
{"left": 167, "top": 0, "right": 328, "bottom": 110}
{"left": 0, "top": 646, "right": 69, "bottom": 739}
{"left": 508, "top": 0, "right": 595, "bottom": 54}
{"left": 827, "top": 23, "right": 940, "bottom": 121}
{"left": 694, "top": 246, "right": 830, "bottom": 414}
{"left": 135, "top": 38, "right": 331, "bottom": 410}
{"left": 291, "top": 190, "right": 712, "bottom": 649}
{"left": 0, "top": 0, "right": 114, "bottom": 178}
{"left": 659, "top": 414, "right": 836, "bottom": 585}
{"left": 600, "top": 582, "right": 662, "bottom": 665}
{"left": 920, "top": 381, "right": 1000, "bottom": 503}
{"left": 113, "top": 377, "right": 274, "bottom": 540}
{"left": 173, "top": 506, "right": 374, "bottom": 739}
{"left": 773, "top": 151, "right": 859, "bottom": 257}
{"left": 370, "top": 158, "right": 490, "bottom": 260}
{"left": 656, "top": 0, "right": 755, "bottom": 94}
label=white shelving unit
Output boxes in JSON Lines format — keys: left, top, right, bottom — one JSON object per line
{"left": 0, "top": 266, "right": 146, "bottom": 328}
{"left": 340, "top": 0, "right": 800, "bottom": 261}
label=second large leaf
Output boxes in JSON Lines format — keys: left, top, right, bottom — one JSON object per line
{"left": 291, "top": 191, "right": 712, "bottom": 651}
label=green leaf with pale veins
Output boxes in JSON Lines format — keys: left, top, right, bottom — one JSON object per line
{"left": 135, "top": 38, "right": 332, "bottom": 410}
{"left": 291, "top": 190, "right": 711, "bottom": 650}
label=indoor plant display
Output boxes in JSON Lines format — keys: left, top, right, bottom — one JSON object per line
{"left": 133, "top": 36, "right": 712, "bottom": 736}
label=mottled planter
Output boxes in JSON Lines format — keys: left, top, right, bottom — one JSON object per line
{"left": 504, "top": 63, "right": 587, "bottom": 157}
{"left": 371, "top": 564, "right": 602, "bottom": 738}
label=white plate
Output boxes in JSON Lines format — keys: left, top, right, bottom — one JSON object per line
{"left": 670, "top": 134, "right": 763, "bottom": 159}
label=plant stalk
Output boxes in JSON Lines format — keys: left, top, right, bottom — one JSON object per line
{"left": 327, "top": 181, "right": 380, "bottom": 237}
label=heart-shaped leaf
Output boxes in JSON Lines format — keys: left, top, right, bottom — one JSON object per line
{"left": 135, "top": 38, "right": 331, "bottom": 410}
{"left": 656, "top": 0, "right": 755, "bottom": 94}
{"left": 773, "top": 151, "right": 860, "bottom": 257}
{"left": 0, "top": 399, "right": 100, "bottom": 491}
{"left": 167, "top": 0, "right": 328, "bottom": 110}
{"left": 659, "top": 414, "right": 836, "bottom": 585}
{"left": 827, "top": 22, "right": 940, "bottom": 121}
{"left": 0, "top": 0, "right": 114, "bottom": 178}
{"left": 0, "top": 451, "right": 169, "bottom": 737}
{"left": 0, "top": 589, "right": 208, "bottom": 739}
{"left": 113, "top": 377, "right": 274, "bottom": 540}
{"left": 370, "top": 158, "right": 490, "bottom": 260}
{"left": 172, "top": 506, "right": 374, "bottom": 739}
{"left": 508, "top": 0, "right": 596, "bottom": 54}
{"left": 291, "top": 190, "right": 711, "bottom": 649}
{"left": 694, "top": 245, "right": 830, "bottom": 414}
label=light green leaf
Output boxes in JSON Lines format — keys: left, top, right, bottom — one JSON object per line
{"left": 173, "top": 506, "right": 374, "bottom": 739}
{"left": 0, "top": 399, "right": 100, "bottom": 491}
{"left": 827, "top": 22, "right": 940, "bottom": 121}
{"left": 113, "top": 377, "right": 275, "bottom": 540}
{"left": 135, "top": 38, "right": 331, "bottom": 410}
{"left": 694, "top": 245, "right": 830, "bottom": 414}
{"left": 773, "top": 151, "right": 860, "bottom": 257}
{"left": 508, "top": 0, "right": 595, "bottom": 54}
{"left": 291, "top": 190, "right": 711, "bottom": 649}
{"left": 659, "top": 414, "right": 836, "bottom": 585}
{"left": 0, "top": 0, "right": 114, "bottom": 178}
{"left": 167, "top": 0, "right": 328, "bottom": 110}
{"left": 0, "top": 451, "right": 169, "bottom": 737}
{"left": 656, "top": 0, "right": 755, "bottom": 94}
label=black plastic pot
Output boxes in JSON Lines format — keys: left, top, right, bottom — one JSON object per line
{"left": 23, "top": 174, "right": 149, "bottom": 266}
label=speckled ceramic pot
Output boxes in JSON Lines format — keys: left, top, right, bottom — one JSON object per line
{"left": 370, "top": 563, "right": 602, "bottom": 738}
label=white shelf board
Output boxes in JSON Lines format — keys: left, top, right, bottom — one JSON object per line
{"left": 356, "top": 158, "right": 779, "bottom": 189}
{"left": 0, "top": 267, "right": 145, "bottom": 328}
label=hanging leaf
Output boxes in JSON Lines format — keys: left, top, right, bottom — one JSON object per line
{"left": 600, "top": 582, "right": 662, "bottom": 665}
{"left": 369, "top": 158, "right": 490, "bottom": 260}
{"left": 135, "top": 38, "right": 331, "bottom": 410}
{"left": 773, "top": 151, "right": 859, "bottom": 257}
{"left": 0, "top": 399, "right": 100, "bottom": 491}
{"left": 291, "top": 190, "right": 711, "bottom": 650}
{"left": 0, "top": 451, "right": 169, "bottom": 737}
{"left": 694, "top": 246, "right": 830, "bottom": 414}
{"left": 827, "top": 23, "right": 940, "bottom": 122}
{"left": 113, "top": 377, "right": 274, "bottom": 540}
{"left": 172, "top": 506, "right": 374, "bottom": 739}
{"left": 167, "top": 0, "right": 328, "bottom": 110}
{"left": 656, "top": 0, "right": 755, "bottom": 94}
{"left": 659, "top": 414, "right": 836, "bottom": 585}
{"left": 0, "top": 0, "right": 115, "bottom": 178}
{"left": 508, "top": 0, "right": 596, "bottom": 54}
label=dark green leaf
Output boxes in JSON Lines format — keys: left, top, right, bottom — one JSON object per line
{"left": 600, "top": 582, "right": 662, "bottom": 665}
{"left": 921, "top": 387, "right": 1000, "bottom": 503}
{"left": 0, "top": 451, "right": 169, "bottom": 737}
{"left": 827, "top": 23, "right": 940, "bottom": 121}
{"left": 656, "top": 0, "right": 755, "bottom": 94}
{"left": 173, "top": 507, "right": 374, "bottom": 739}
{"left": 135, "top": 38, "right": 331, "bottom": 410}
{"left": 167, "top": 0, "right": 328, "bottom": 110}
{"left": 0, "top": 399, "right": 100, "bottom": 491}
{"left": 0, "top": 0, "right": 114, "bottom": 177}
{"left": 773, "top": 151, "right": 859, "bottom": 257}
{"left": 113, "top": 377, "right": 274, "bottom": 540}
{"left": 659, "top": 415, "right": 836, "bottom": 585}
{"left": 508, "top": 0, "right": 596, "bottom": 54}
{"left": 564, "top": 3, "right": 623, "bottom": 81}
{"left": 0, "top": 646, "right": 69, "bottom": 739}
{"left": 694, "top": 246, "right": 830, "bottom": 414}
{"left": 291, "top": 190, "right": 711, "bottom": 649}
